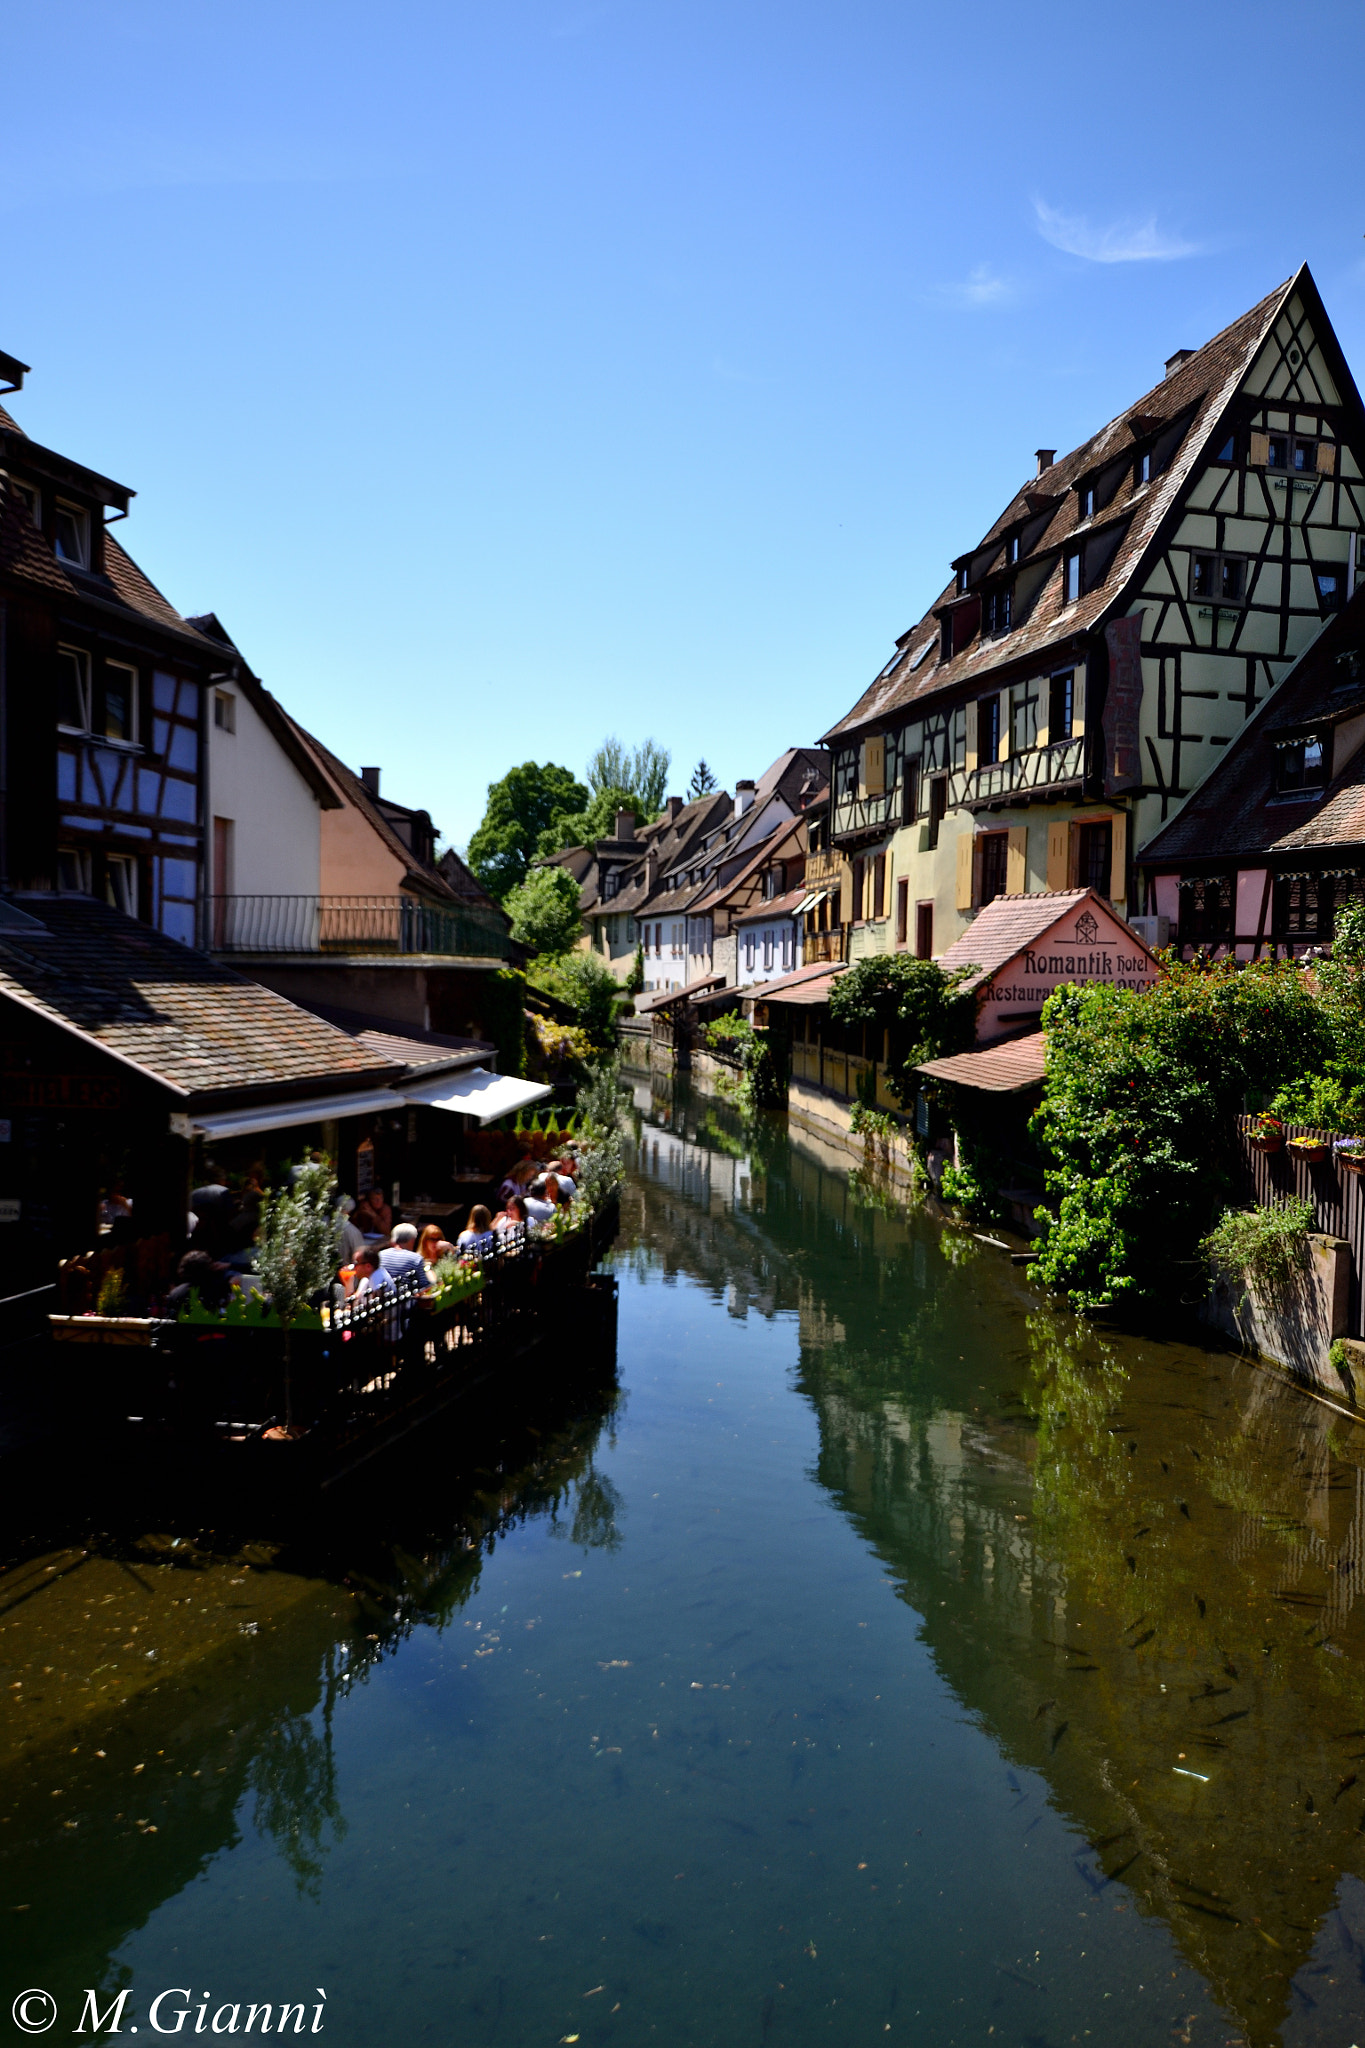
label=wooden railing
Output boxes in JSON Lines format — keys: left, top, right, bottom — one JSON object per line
{"left": 803, "top": 926, "right": 849, "bottom": 966}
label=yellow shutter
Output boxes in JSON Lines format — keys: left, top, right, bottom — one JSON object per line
{"left": 862, "top": 734, "right": 885, "bottom": 795}
{"left": 955, "top": 832, "right": 975, "bottom": 911}
{"left": 1317, "top": 440, "right": 1336, "bottom": 476}
{"left": 1249, "top": 430, "right": 1270, "bottom": 467}
{"left": 1046, "top": 822, "right": 1070, "bottom": 892}
{"left": 1109, "top": 809, "right": 1127, "bottom": 904}
{"left": 964, "top": 700, "right": 979, "bottom": 772}
{"left": 1006, "top": 826, "right": 1028, "bottom": 896}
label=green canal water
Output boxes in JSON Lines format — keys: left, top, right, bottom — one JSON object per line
{"left": 4, "top": 1075, "right": 1365, "bottom": 2046}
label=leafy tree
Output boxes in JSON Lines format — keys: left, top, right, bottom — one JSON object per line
{"left": 1267, "top": 901, "right": 1365, "bottom": 1132}
{"left": 688, "top": 759, "right": 718, "bottom": 800}
{"left": 256, "top": 1161, "right": 340, "bottom": 1323}
{"left": 528, "top": 951, "right": 621, "bottom": 1048}
{"left": 536, "top": 783, "right": 643, "bottom": 858}
{"left": 1031, "top": 956, "right": 1329, "bottom": 1311}
{"left": 587, "top": 736, "right": 671, "bottom": 815}
{"left": 504, "top": 863, "right": 583, "bottom": 957}
{"left": 467, "top": 762, "right": 588, "bottom": 900}
{"left": 828, "top": 954, "right": 977, "bottom": 1104}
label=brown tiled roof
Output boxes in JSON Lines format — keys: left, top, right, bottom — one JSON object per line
{"left": 917, "top": 1031, "right": 1047, "bottom": 1093}
{"left": 0, "top": 897, "right": 394, "bottom": 1102}
{"left": 733, "top": 885, "right": 809, "bottom": 923}
{"left": 289, "top": 1000, "right": 493, "bottom": 1071}
{"left": 691, "top": 811, "right": 812, "bottom": 917}
{"left": 636, "top": 972, "right": 725, "bottom": 1013}
{"left": 754, "top": 960, "right": 847, "bottom": 1005}
{"left": 1136, "top": 588, "right": 1365, "bottom": 866}
{"left": 822, "top": 276, "right": 1299, "bottom": 744}
{"left": 936, "top": 890, "right": 1096, "bottom": 990}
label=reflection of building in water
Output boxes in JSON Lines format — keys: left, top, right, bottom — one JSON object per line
{"left": 0, "top": 1381, "right": 619, "bottom": 2006}
{"left": 623, "top": 1081, "right": 1365, "bottom": 2045}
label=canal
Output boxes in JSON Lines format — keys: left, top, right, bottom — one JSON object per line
{"left": 3, "top": 1074, "right": 1365, "bottom": 2046}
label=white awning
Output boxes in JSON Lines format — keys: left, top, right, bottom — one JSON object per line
{"left": 402, "top": 1066, "right": 553, "bottom": 1126}
{"left": 794, "top": 888, "right": 829, "bottom": 916}
{"left": 185, "top": 1088, "right": 402, "bottom": 1143}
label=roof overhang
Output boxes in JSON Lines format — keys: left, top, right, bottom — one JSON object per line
{"left": 177, "top": 1087, "right": 402, "bottom": 1143}
{"left": 916, "top": 1032, "right": 1047, "bottom": 1093}
{"left": 401, "top": 1066, "right": 552, "bottom": 1126}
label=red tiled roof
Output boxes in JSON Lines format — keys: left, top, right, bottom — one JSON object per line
{"left": 0, "top": 897, "right": 395, "bottom": 1102}
{"left": 755, "top": 960, "right": 847, "bottom": 1006}
{"left": 733, "top": 886, "right": 809, "bottom": 923}
{"left": 822, "top": 275, "right": 1302, "bottom": 744}
{"left": 917, "top": 1032, "right": 1047, "bottom": 1093}
{"left": 935, "top": 890, "right": 1096, "bottom": 990}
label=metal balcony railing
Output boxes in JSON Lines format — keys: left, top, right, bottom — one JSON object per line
{"left": 202, "top": 896, "right": 507, "bottom": 959}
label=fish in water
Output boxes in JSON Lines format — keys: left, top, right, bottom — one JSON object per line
{"left": 1089, "top": 1829, "right": 1131, "bottom": 1853}
{"left": 1034, "top": 1698, "right": 1056, "bottom": 1720}
{"left": 1209, "top": 1709, "right": 1250, "bottom": 1726}
{"left": 1130, "top": 1628, "right": 1156, "bottom": 1649}
{"left": 1196, "top": 1598, "right": 1206, "bottom": 1618}
{"left": 1333, "top": 1774, "right": 1358, "bottom": 1803}
{"left": 1179, "top": 1502, "right": 1191, "bottom": 1519}
{"left": 1051, "top": 1721, "right": 1070, "bottom": 1752}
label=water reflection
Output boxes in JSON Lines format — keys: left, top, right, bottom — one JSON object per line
{"left": 624, "top": 1068, "right": 1365, "bottom": 2045}
{"left": 0, "top": 1369, "right": 621, "bottom": 2002}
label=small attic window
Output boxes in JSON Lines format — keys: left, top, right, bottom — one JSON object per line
{"left": 1005, "top": 534, "right": 1020, "bottom": 565}
{"left": 1078, "top": 484, "right": 1095, "bottom": 520}
{"left": 54, "top": 501, "right": 89, "bottom": 567}
{"left": 213, "top": 690, "right": 236, "bottom": 733}
{"left": 909, "top": 636, "right": 935, "bottom": 671}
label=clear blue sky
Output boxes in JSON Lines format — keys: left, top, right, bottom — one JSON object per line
{"left": 6, "top": 0, "right": 1364, "bottom": 849}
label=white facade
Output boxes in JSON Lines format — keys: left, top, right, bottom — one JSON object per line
{"left": 735, "top": 914, "right": 799, "bottom": 986}
{"left": 205, "top": 682, "right": 324, "bottom": 898}
{"left": 641, "top": 911, "right": 688, "bottom": 993}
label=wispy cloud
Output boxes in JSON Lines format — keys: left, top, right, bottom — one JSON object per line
{"left": 925, "top": 265, "right": 1013, "bottom": 310}
{"left": 1032, "top": 198, "right": 1199, "bottom": 264}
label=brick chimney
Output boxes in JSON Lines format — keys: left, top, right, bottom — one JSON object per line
{"left": 666, "top": 795, "right": 683, "bottom": 822}
{"left": 1034, "top": 449, "right": 1055, "bottom": 478}
{"left": 614, "top": 808, "right": 636, "bottom": 840}
{"left": 360, "top": 766, "right": 381, "bottom": 798}
{"left": 1164, "top": 349, "right": 1195, "bottom": 379}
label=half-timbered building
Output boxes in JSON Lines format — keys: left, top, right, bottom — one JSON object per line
{"left": 818, "top": 266, "right": 1365, "bottom": 961}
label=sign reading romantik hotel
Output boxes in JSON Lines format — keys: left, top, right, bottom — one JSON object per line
{"left": 935, "top": 889, "right": 1162, "bottom": 1045}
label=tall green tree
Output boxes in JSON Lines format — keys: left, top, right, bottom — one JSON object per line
{"left": 537, "top": 784, "right": 644, "bottom": 858}
{"left": 466, "top": 761, "right": 588, "bottom": 900}
{"left": 504, "top": 863, "right": 583, "bottom": 957}
{"left": 688, "top": 759, "right": 718, "bottom": 800}
{"left": 586, "top": 736, "right": 671, "bottom": 816}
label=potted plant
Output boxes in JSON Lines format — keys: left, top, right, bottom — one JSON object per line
{"left": 1247, "top": 1113, "right": 1284, "bottom": 1154}
{"left": 1335, "top": 1137, "right": 1365, "bottom": 1174}
{"left": 1286, "top": 1131, "right": 1331, "bottom": 1163}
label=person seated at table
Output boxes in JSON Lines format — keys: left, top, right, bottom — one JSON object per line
{"left": 166, "top": 1249, "right": 233, "bottom": 1315}
{"left": 522, "top": 1177, "right": 556, "bottom": 1225}
{"left": 379, "top": 1222, "right": 429, "bottom": 1283}
{"left": 351, "top": 1246, "right": 393, "bottom": 1298}
{"left": 493, "top": 1195, "right": 528, "bottom": 1235}
{"left": 336, "top": 1195, "right": 366, "bottom": 1261}
{"left": 457, "top": 1204, "right": 496, "bottom": 1257}
{"left": 355, "top": 1187, "right": 392, "bottom": 1237}
{"left": 416, "top": 1223, "right": 450, "bottom": 1275}
{"left": 497, "top": 1158, "right": 537, "bottom": 1208}
{"left": 549, "top": 1161, "right": 576, "bottom": 1199}
{"left": 543, "top": 1172, "right": 573, "bottom": 1211}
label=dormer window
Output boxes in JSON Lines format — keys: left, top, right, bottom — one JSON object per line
{"left": 1063, "top": 551, "right": 1082, "bottom": 605}
{"left": 54, "top": 501, "right": 89, "bottom": 568}
{"left": 1078, "top": 484, "right": 1095, "bottom": 520}
{"left": 1276, "top": 734, "right": 1327, "bottom": 794}
{"left": 1005, "top": 534, "right": 1020, "bottom": 566}
{"left": 956, "top": 566, "right": 969, "bottom": 596}
{"left": 1138, "top": 450, "right": 1153, "bottom": 485}
{"left": 983, "top": 585, "right": 1011, "bottom": 637}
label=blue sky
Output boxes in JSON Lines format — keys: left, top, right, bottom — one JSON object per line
{"left": 6, "top": 0, "right": 1364, "bottom": 848}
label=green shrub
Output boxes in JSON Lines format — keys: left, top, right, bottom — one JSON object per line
{"left": 828, "top": 955, "right": 976, "bottom": 1106}
{"left": 504, "top": 863, "right": 583, "bottom": 957}
{"left": 1030, "top": 955, "right": 1328, "bottom": 1311}
{"left": 702, "top": 1012, "right": 754, "bottom": 1053}
{"left": 939, "top": 1160, "right": 988, "bottom": 1218}
{"left": 256, "top": 1161, "right": 341, "bottom": 1324}
{"left": 1204, "top": 1197, "right": 1314, "bottom": 1304}
{"left": 528, "top": 952, "right": 621, "bottom": 1048}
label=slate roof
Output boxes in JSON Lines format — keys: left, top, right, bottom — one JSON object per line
{"left": 936, "top": 889, "right": 1100, "bottom": 991}
{"left": 579, "top": 792, "right": 734, "bottom": 919}
{"left": 0, "top": 897, "right": 396, "bottom": 1102}
{"left": 734, "top": 886, "right": 809, "bottom": 925}
{"left": 1136, "top": 587, "right": 1365, "bottom": 867}
{"left": 822, "top": 274, "right": 1308, "bottom": 744}
{"left": 289, "top": 1001, "right": 493, "bottom": 1072}
{"left": 691, "top": 811, "right": 813, "bottom": 919}
{"left": 917, "top": 1032, "right": 1047, "bottom": 1093}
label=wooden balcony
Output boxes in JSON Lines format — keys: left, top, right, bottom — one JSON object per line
{"left": 949, "top": 735, "right": 1086, "bottom": 812}
{"left": 802, "top": 926, "right": 849, "bottom": 967}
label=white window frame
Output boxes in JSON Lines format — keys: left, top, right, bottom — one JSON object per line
{"left": 57, "top": 645, "right": 92, "bottom": 734}
{"left": 213, "top": 690, "right": 237, "bottom": 733}
{"left": 103, "top": 659, "right": 139, "bottom": 746}
{"left": 54, "top": 500, "right": 90, "bottom": 568}
{"left": 57, "top": 846, "right": 92, "bottom": 894}
{"left": 105, "top": 853, "right": 139, "bottom": 917}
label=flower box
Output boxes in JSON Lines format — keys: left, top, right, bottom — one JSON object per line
{"left": 1247, "top": 1123, "right": 1283, "bottom": 1154}
{"left": 1335, "top": 1140, "right": 1365, "bottom": 1174}
{"left": 1286, "top": 1136, "right": 1331, "bottom": 1163}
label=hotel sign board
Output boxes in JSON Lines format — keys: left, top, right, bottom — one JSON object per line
{"left": 975, "top": 901, "right": 1160, "bottom": 1043}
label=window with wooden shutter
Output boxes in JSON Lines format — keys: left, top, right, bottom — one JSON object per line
{"left": 872, "top": 852, "right": 887, "bottom": 920}
{"left": 1006, "top": 827, "right": 1028, "bottom": 896}
{"left": 1046, "top": 821, "right": 1070, "bottom": 891}
{"left": 895, "top": 878, "right": 909, "bottom": 947}
{"left": 955, "top": 832, "right": 974, "bottom": 911}
{"left": 861, "top": 735, "right": 885, "bottom": 796}
{"left": 1109, "top": 809, "right": 1127, "bottom": 903}
{"left": 1248, "top": 430, "right": 1270, "bottom": 467}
